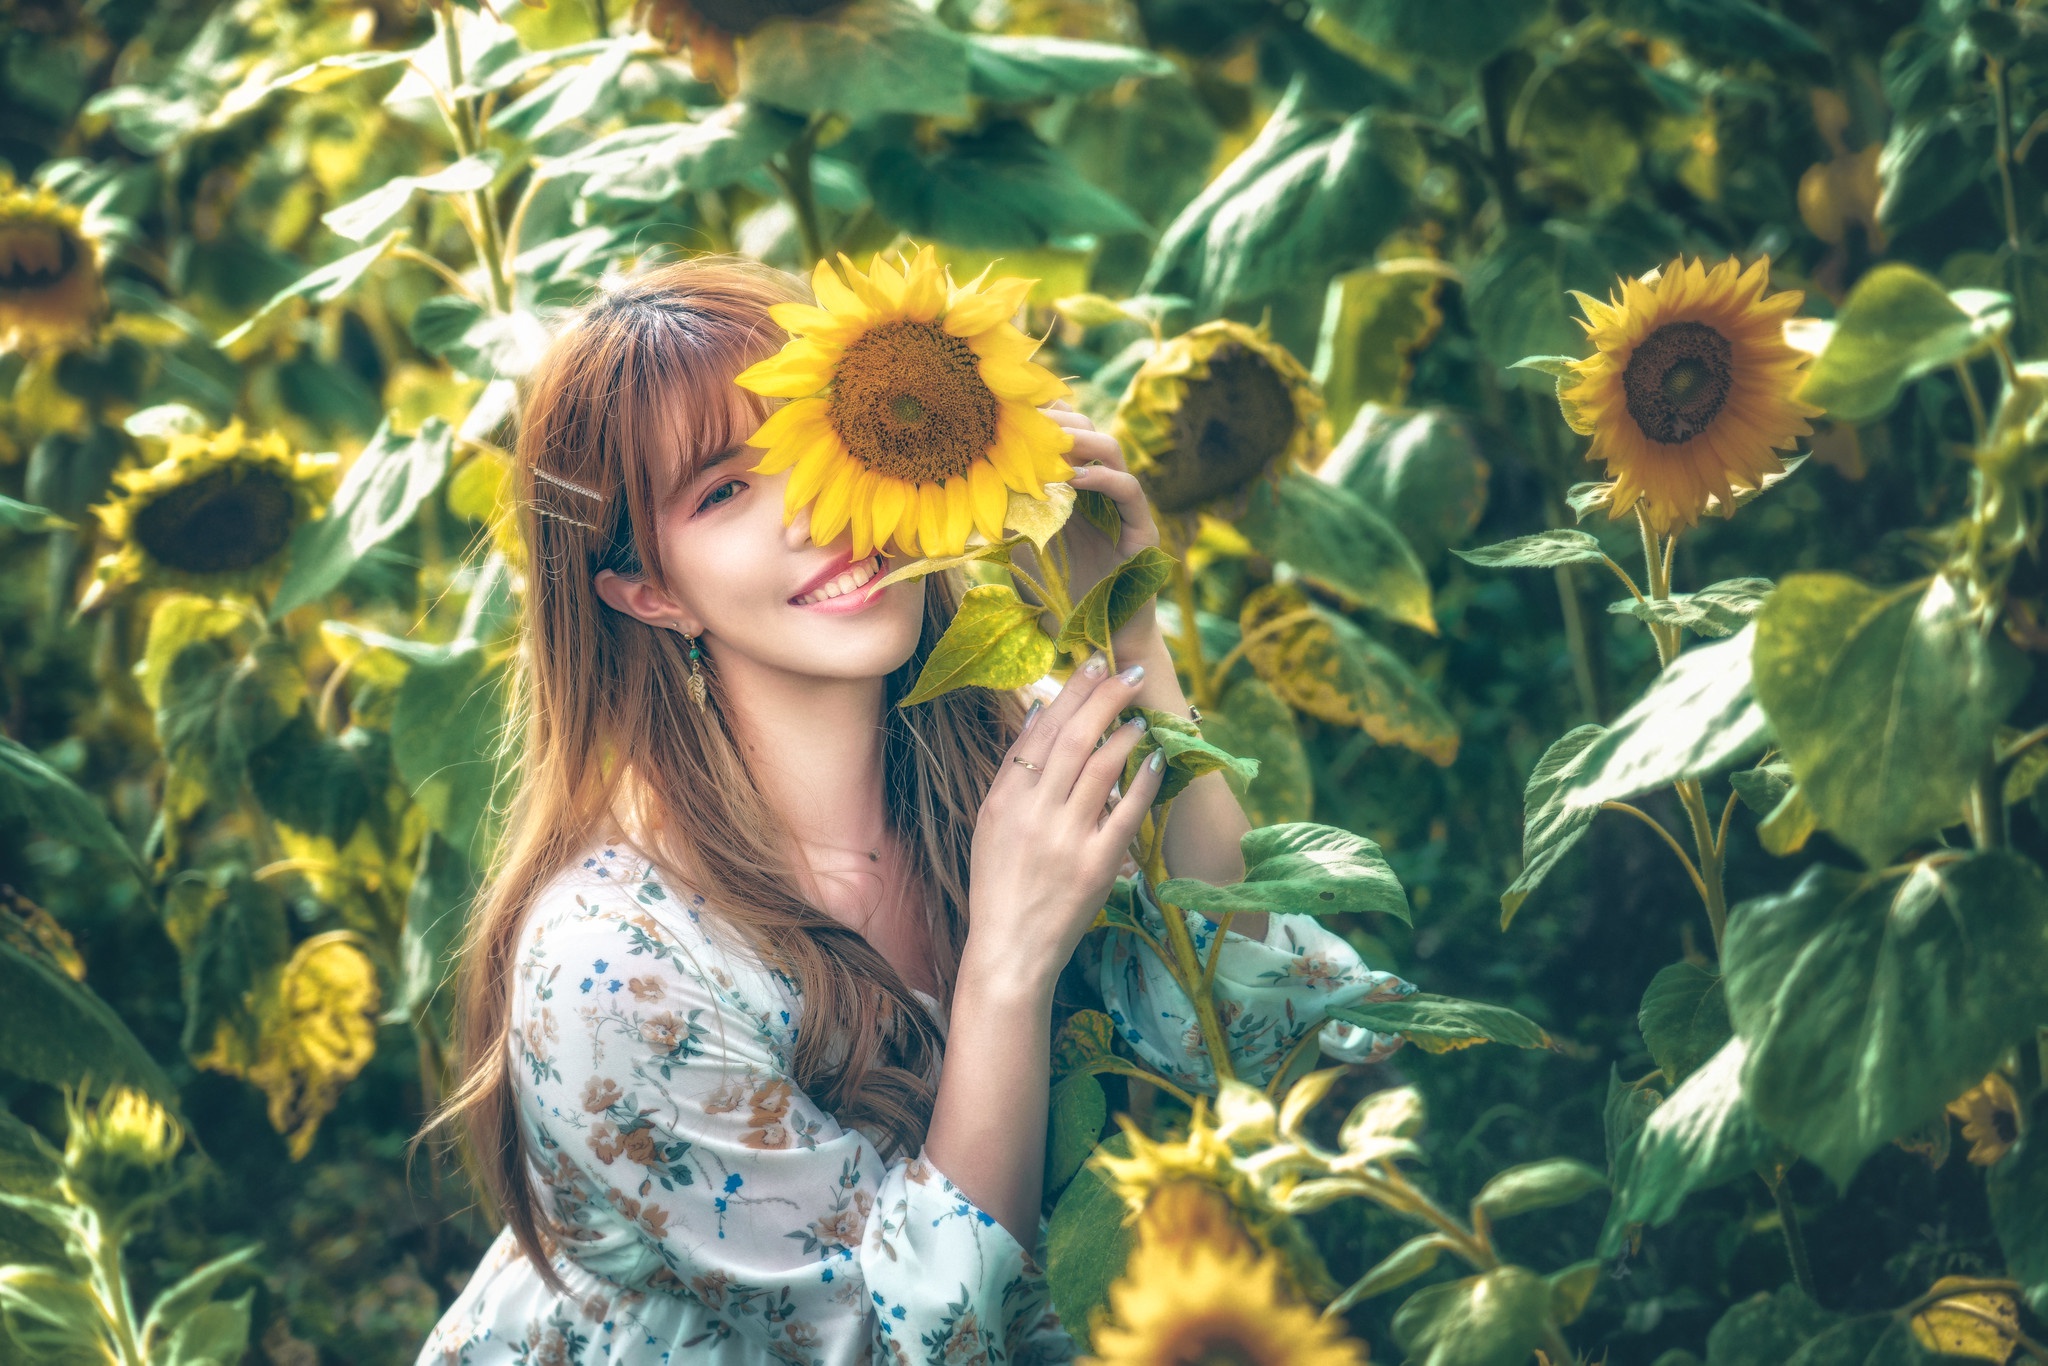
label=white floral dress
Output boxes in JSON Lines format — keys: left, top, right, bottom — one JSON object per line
{"left": 418, "top": 842, "right": 1414, "bottom": 1366}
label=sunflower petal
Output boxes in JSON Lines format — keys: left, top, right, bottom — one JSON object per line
{"left": 746, "top": 396, "right": 830, "bottom": 452}
{"left": 944, "top": 276, "right": 1034, "bottom": 337}
{"left": 871, "top": 477, "right": 910, "bottom": 552}
{"left": 848, "top": 472, "right": 876, "bottom": 560}
{"left": 787, "top": 433, "right": 849, "bottom": 513}
{"left": 736, "top": 341, "right": 841, "bottom": 397}
{"left": 812, "top": 460, "right": 858, "bottom": 544}
{"left": 942, "top": 477, "right": 973, "bottom": 556}
{"left": 968, "top": 459, "right": 1008, "bottom": 542}
{"left": 981, "top": 357, "right": 1068, "bottom": 404}
{"left": 768, "top": 301, "right": 865, "bottom": 345}
{"left": 901, "top": 246, "right": 946, "bottom": 323}
{"left": 917, "top": 483, "right": 948, "bottom": 557}
{"left": 812, "top": 259, "right": 869, "bottom": 319}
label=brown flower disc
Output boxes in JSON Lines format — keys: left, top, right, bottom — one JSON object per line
{"left": 1147, "top": 342, "right": 1296, "bottom": 514}
{"left": 1622, "top": 320, "right": 1735, "bottom": 445}
{"left": 132, "top": 466, "right": 299, "bottom": 575}
{"left": 827, "top": 319, "right": 1000, "bottom": 485}
{"left": 689, "top": 0, "right": 840, "bottom": 35}
{"left": 0, "top": 221, "right": 81, "bottom": 294}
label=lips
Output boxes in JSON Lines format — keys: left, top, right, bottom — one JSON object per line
{"left": 790, "top": 552, "right": 883, "bottom": 607}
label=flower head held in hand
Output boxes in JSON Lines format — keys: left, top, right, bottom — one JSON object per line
{"left": 1563, "top": 255, "right": 1819, "bottom": 534}
{"left": 736, "top": 246, "right": 1075, "bottom": 560}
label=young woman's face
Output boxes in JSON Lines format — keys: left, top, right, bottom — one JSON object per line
{"left": 597, "top": 388, "right": 929, "bottom": 684}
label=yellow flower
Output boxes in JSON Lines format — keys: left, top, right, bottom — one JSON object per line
{"left": 637, "top": 0, "right": 844, "bottom": 89}
{"left": 738, "top": 246, "right": 1075, "bottom": 559}
{"left": 0, "top": 180, "right": 104, "bottom": 353}
{"left": 1085, "top": 1230, "right": 1370, "bottom": 1366}
{"left": 1111, "top": 318, "right": 1328, "bottom": 516}
{"left": 1561, "top": 255, "right": 1820, "bottom": 535}
{"left": 87, "top": 421, "right": 331, "bottom": 601}
{"left": 61, "top": 1087, "right": 182, "bottom": 1224}
{"left": 1947, "top": 1071, "right": 2023, "bottom": 1166}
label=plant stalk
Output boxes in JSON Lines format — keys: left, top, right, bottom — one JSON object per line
{"left": 1141, "top": 806, "right": 1236, "bottom": 1085}
{"left": 1770, "top": 1174, "right": 1817, "bottom": 1299}
{"left": 83, "top": 1215, "right": 145, "bottom": 1366}
{"left": 771, "top": 122, "right": 828, "bottom": 267}
{"left": 1166, "top": 550, "right": 1216, "bottom": 711}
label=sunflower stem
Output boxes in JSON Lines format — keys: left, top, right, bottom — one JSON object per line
{"left": 1141, "top": 805, "right": 1236, "bottom": 1086}
{"left": 1956, "top": 359, "right": 1991, "bottom": 447}
{"left": 1165, "top": 548, "right": 1216, "bottom": 711}
{"left": 1768, "top": 1171, "right": 1817, "bottom": 1299}
{"left": 771, "top": 121, "right": 829, "bottom": 268}
{"left": 1991, "top": 55, "right": 2023, "bottom": 251}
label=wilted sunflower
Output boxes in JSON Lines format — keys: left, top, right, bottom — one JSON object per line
{"left": 637, "top": 0, "right": 843, "bottom": 89}
{"left": 1086, "top": 1232, "right": 1370, "bottom": 1366}
{"left": 0, "top": 179, "right": 104, "bottom": 353}
{"left": 1112, "top": 318, "right": 1328, "bottom": 516}
{"left": 738, "top": 246, "right": 1076, "bottom": 560}
{"left": 1947, "top": 1071, "right": 2023, "bottom": 1166}
{"left": 89, "top": 422, "right": 331, "bottom": 601}
{"left": 1560, "top": 256, "right": 1820, "bottom": 535}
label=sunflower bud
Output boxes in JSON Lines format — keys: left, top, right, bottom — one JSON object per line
{"left": 0, "top": 180, "right": 104, "bottom": 354}
{"left": 1111, "top": 319, "right": 1328, "bottom": 517}
{"left": 60, "top": 1088, "right": 182, "bottom": 1224}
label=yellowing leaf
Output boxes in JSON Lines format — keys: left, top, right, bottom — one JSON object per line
{"left": 1004, "top": 481, "right": 1076, "bottom": 551}
{"left": 1051, "top": 1009, "right": 1118, "bottom": 1085}
{"left": 247, "top": 934, "right": 382, "bottom": 1160}
{"left": 899, "top": 584, "right": 1056, "bottom": 707}
{"left": 1910, "top": 1280, "right": 2019, "bottom": 1363}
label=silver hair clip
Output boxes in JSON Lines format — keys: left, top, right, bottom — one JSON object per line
{"left": 523, "top": 498, "right": 602, "bottom": 532}
{"left": 533, "top": 466, "right": 606, "bottom": 502}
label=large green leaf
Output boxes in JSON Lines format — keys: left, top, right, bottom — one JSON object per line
{"left": 1118, "top": 708, "right": 1258, "bottom": 805}
{"left": 1239, "top": 585, "right": 1458, "bottom": 765}
{"left": 1602, "top": 1038, "right": 1774, "bottom": 1253}
{"left": 1471, "top": 1158, "right": 1607, "bottom": 1221}
{"left": 1200, "top": 677, "right": 1312, "bottom": 825}
{"left": 0, "top": 738, "right": 147, "bottom": 887}
{"left": 1141, "top": 93, "right": 1328, "bottom": 298}
{"left": 869, "top": 119, "right": 1146, "bottom": 249}
{"left": 1501, "top": 725, "right": 1604, "bottom": 926}
{"left": 1752, "top": 574, "right": 2029, "bottom": 868}
{"left": 1319, "top": 0, "right": 1546, "bottom": 69}
{"left": 1238, "top": 474, "right": 1433, "bottom": 633}
{"left": 1790, "top": 265, "right": 2012, "bottom": 423}
{"left": 246, "top": 713, "right": 378, "bottom": 842}
{"left": 1046, "top": 1136, "right": 1135, "bottom": 1352}
{"left": 1989, "top": 1124, "right": 2048, "bottom": 1315}
{"left": 1322, "top": 406, "right": 1486, "bottom": 566}
{"left": 538, "top": 104, "right": 802, "bottom": 204}
{"left": 1595, "top": 0, "right": 1827, "bottom": 75}
{"left": 391, "top": 646, "right": 512, "bottom": 866}
{"left": 0, "top": 941, "right": 176, "bottom": 1104}
{"left": 738, "top": 0, "right": 969, "bottom": 119}
{"left": 155, "top": 638, "right": 307, "bottom": 810}
{"left": 272, "top": 418, "right": 452, "bottom": 618}
{"left": 1723, "top": 856, "right": 2048, "bottom": 1188}
{"left": 1564, "top": 627, "right": 1771, "bottom": 807}
{"left": 1056, "top": 547, "right": 1177, "bottom": 660}
{"left": 177, "top": 873, "right": 290, "bottom": 1064}
{"left": 219, "top": 232, "right": 401, "bottom": 348}
{"left": 487, "top": 38, "right": 639, "bottom": 140}
{"left": 321, "top": 155, "right": 495, "bottom": 242}
{"left": 1391, "top": 1266, "right": 1556, "bottom": 1366}
{"left": 901, "top": 585, "right": 1056, "bottom": 707}
{"left": 395, "top": 831, "right": 477, "bottom": 1031}
{"left": 1878, "top": 109, "right": 1992, "bottom": 235}
{"left": 1639, "top": 962, "right": 1731, "bottom": 1088}
{"left": 1044, "top": 1073, "right": 1107, "bottom": 1197}
{"left": 1329, "top": 993, "right": 1551, "bottom": 1054}
{"left": 1156, "top": 822, "right": 1409, "bottom": 923}
{"left": 1704, "top": 1286, "right": 1839, "bottom": 1366}
{"left": 964, "top": 35, "right": 1171, "bottom": 101}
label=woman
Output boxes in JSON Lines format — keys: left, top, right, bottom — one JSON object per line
{"left": 420, "top": 257, "right": 1412, "bottom": 1366}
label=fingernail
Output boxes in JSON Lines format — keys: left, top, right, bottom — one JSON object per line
{"left": 1117, "top": 663, "right": 1145, "bottom": 686}
{"left": 1021, "top": 700, "right": 1042, "bottom": 733}
{"left": 1125, "top": 715, "right": 1148, "bottom": 732}
{"left": 1083, "top": 654, "right": 1108, "bottom": 678}
{"left": 1148, "top": 751, "right": 1165, "bottom": 771}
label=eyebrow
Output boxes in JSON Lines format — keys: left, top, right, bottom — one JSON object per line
{"left": 685, "top": 445, "right": 751, "bottom": 489}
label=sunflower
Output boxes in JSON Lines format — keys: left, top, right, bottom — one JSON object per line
{"left": 1112, "top": 319, "right": 1328, "bottom": 517}
{"left": 1560, "top": 256, "right": 1820, "bottom": 535}
{"left": 61, "top": 1087, "right": 183, "bottom": 1226}
{"left": 0, "top": 179, "right": 104, "bottom": 354}
{"left": 88, "top": 421, "right": 332, "bottom": 601}
{"left": 1085, "top": 1231, "right": 1370, "bottom": 1366}
{"left": 637, "top": 0, "right": 843, "bottom": 89}
{"left": 738, "top": 246, "right": 1076, "bottom": 560}
{"left": 1946, "top": 1071, "right": 2023, "bottom": 1167}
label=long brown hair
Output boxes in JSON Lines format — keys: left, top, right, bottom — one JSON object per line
{"left": 428, "top": 257, "right": 1023, "bottom": 1281}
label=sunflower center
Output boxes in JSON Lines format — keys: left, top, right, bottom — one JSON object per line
{"left": 0, "top": 222, "right": 80, "bottom": 292}
{"left": 689, "top": 0, "right": 841, "bottom": 35}
{"left": 1162, "top": 1318, "right": 1269, "bottom": 1366}
{"left": 828, "top": 319, "right": 1000, "bottom": 486}
{"left": 1623, "top": 320, "right": 1735, "bottom": 445}
{"left": 131, "top": 467, "right": 299, "bottom": 575}
{"left": 1993, "top": 1109, "right": 2019, "bottom": 1144}
{"left": 1150, "top": 343, "right": 1296, "bottom": 514}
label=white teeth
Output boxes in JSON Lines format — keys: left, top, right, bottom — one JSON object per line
{"left": 795, "top": 555, "right": 881, "bottom": 606}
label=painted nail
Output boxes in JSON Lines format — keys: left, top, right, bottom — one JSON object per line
{"left": 1125, "top": 715, "right": 1148, "bottom": 732}
{"left": 1147, "top": 750, "right": 1165, "bottom": 771}
{"left": 1117, "top": 663, "right": 1146, "bottom": 686}
{"left": 1082, "top": 653, "right": 1109, "bottom": 678}
{"left": 1021, "top": 700, "right": 1043, "bottom": 733}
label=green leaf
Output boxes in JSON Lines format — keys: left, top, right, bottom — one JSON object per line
{"left": 246, "top": 714, "right": 378, "bottom": 842}
{"left": 137, "top": 594, "right": 247, "bottom": 709}
{"left": 1602, "top": 1038, "right": 1774, "bottom": 1253}
{"left": 1201, "top": 677, "right": 1312, "bottom": 825}
{"left": 1044, "top": 1073, "right": 1107, "bottom": 1197}
{"left": 140, "top": 1247, "right": 261, "bottom": 1360}
{"left": 1501, "top": 724, "right": 1605, "bottom": 926}
{"left": 408, "top": 300, "right": 551, "bottom": 381}
{"left": 321, "top": 155, "right": 496, "bottom": 242}
{"left": 1639, "top": 962, "right": 1731, "bottom": 1087}
{"left": 1704, "top": 1286, "right": 1838, "bottom": 1366}
{"left": 738, "top": 0, "right": 970, "bottom": 119}
{"left": 272, "top": 418, "right": 452, "bottom": 618}
{"left": 869, "top": 119, "right": 1147, "bottom": 250}
{"left": 0, "top": 737, "right": 148, "bottom": 888}
{"left": 1047, "top": 1136, "right": 1136, "bottom": 1353}
{"left": 1753, "top": 573, "right": 2030, "bottom": 868}
{"left": 1609, "top": 578, "right": 1774, "bottom": 639}
{"left": 538, "top": 104, "right": 801, "bottom": 203}
{"left": 1549, "top": 1260, "right": 1603, "bottom": 1327}
{"left": 1757, "top": 784, "right": 1819, "bottom": 857}
{"left": 1320, "top": 406, "right": 1486, "bottom": 566}
{"left": 1238, "top": 584, "right": 1459, "bottom": 765}
{"left": 1333, "top": 1234, "right": 1450, "bottom": 1309}
{"left": 1789, "top": 264, "right": 2012, "bottom": 423}
{"left": 1329, "top": 993, "right": 1551, "bottom": 1054}
{"left": 1056, "top": 547, "right": 1177, "bottom": 659}
{"left": 1142, "top": 95, "right": 1327, "bottom": 298}
{"left": 0, "top": 494, "right": 71, "bottom": 532}
{"left": 0, "top": 1111, "right": 57, "bottom": 1193}
{"left": 1318, "top": 0, "right": 1546, "bottom": 69}
{"left": 1455, "top": 529, "right": 1608, "bottom": 569}
{"left": 1989, "top": 1124, "right": 2048, "bottom": 1316}
{"left": 1564, "top": 625, "right": 1771, "bottom": 807}
{"left": 486, "top": 37, "right": 639, "bottom": 139}
{"left": 1511, "top": 355, "right": 1598, "bottom": 435}
{"left": 1156, "top": 822, "right": 1409, "bottom": 923}
{"left": 392, "top": 646, "right": 512, "bottom": 867}
{"left": 178, "top": 874, "right": 290, "bottom": 1065}
{"left": 1472, "top": 1158, "right": 1607, "bottom": 1221}
{"left": 219, "top": 231, "right": 401, "bottom": 348}
{"left": 900, "top": 584, "right": 1056, "bottom": 708}
{"left": 396, "top": 831, "right": 476, "bottom": 1030}
{"left": 1878, "top": 109, "right": 1992, "bottom": 235}
{"left": 1391, "top": 1266, "right": 1556, "bottom": 1366}
{"left": 0, "top": 940, "right": 176, "bottom": 1103}
{"left": 1119, "top": 708, "right": 1258, "bottom": 804}
{"left": 1466, "top": 227, "right": 1601, "bottom": 377}
{"left": 964, "top": 34, "right": 1171, "bottom": 101}
{"left": 1603, "top": 1066, "right": 1660, "bottom": 1182}
{"left": 1238, "top": 473, "right": 1433, "bottom": 633}
{"left": 1596, "top": 0, "right": 1828, "bottom": 76}
{"left": 161, "top": 1290, "right": 253, "bottom": 1366}
{"left": 1723, "top": 855, "right": 2048, "bottom": 1189}
{"left": 1730, "top": 761, "right": 1793, "bottom": 817}
{"left": 156, "top": 638, "right": 307, "bottom": 809}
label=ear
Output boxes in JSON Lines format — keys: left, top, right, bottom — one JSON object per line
{"left": 594, "top": 568, "right": 701, "bottom": 636}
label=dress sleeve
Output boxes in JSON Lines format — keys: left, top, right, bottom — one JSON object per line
{"left": 514, "top": 892, "right": 1061, "bottom": 1366}
{"left": 1088, "top": 877, "right": 1417, "bottom": 1093}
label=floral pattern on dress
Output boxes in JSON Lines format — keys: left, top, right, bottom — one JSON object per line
{"left": 419, "top": 843, "right": 1406, "bottom": 1366}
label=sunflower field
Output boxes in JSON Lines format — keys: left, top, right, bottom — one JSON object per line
{"left": 5, "top": 0, "right": 2048, "bottom": 1360}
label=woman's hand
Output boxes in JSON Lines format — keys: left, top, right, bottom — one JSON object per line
{"left": 962, "top": 652, "right": 1167, "bottom": 995}
{"left": 1022, "top": 405, "right": 1168, "bottom": 665}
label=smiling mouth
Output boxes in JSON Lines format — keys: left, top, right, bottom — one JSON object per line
{"left": 791, "top": 553, "right": 883, "bottom": 607}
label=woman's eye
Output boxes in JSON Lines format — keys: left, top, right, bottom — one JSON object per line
{"left": 699, "top": 479, "right": 744, "bottom": 511}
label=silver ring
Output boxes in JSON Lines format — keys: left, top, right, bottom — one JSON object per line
{"left": 1011, "top": 756, "right": 1043, "bottom": 771}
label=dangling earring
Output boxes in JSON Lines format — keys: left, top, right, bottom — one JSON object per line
{"left": 683, "top": 631, "right": 708, "bottom": 711}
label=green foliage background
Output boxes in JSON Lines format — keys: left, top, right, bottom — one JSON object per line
{"left": 3, "top": 0, "right": 2047, "bottom": 1360}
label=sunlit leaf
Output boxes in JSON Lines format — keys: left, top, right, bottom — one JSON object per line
{"left": 1788, "top": 265, "right": 2012, "bottom": 423}
{"left": 1455, "top": 529, "right": 1609, "bottom": 569}
{"left": 1501, "top": 724, "right": 1603, "bottom": 926}
{"left": 1564, "top": 626, "right": 1770, "bottom": 807}
{"left": 1472, "top": 1158, "right": 1606, "bottom": 1221}
{"left": 1391, "top": 1266, "right": 1555, "bottom": 1366}
{"left": 1156, "top": 822, "right": 1409, "bottom": 922}
{"left": 901, "top": 585, "right": 1056, "bottom": 707}
{"left": 1601, "top": 1038, "right": 1774, "bottom": 1253}
{"left": 1609, "top": 578, "right": 1773, "bottom": 639}
{"left": 1056, "top": 546, "right": 1176, "bottom": 659}
{"left": 738, "top": 0, "right": 970, "bottom": 119}
{"left": 273, "top": 418, "right": 452, "bottom": 619}
{"left": 1639, "top": 961, "right": 1731, "bottom": 1088}
{"left": 1329, "top": 993, "right": 1551, "bottom": 1054}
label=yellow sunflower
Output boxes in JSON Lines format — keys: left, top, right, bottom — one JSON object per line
{"left": 1560, "top": 255, "right": 1820, "bottom": 535}
{"left": 61, "top": 1087, "right": 182, "bottom": 1226}
{"left": 1086, "top": 1231, "right": 1370, "bottom": 1366}
{"left": 0, "top": 179, "right": 104, "bottom": 354}
{"left": 738, "top": 246, "right": 1076, "bottom": 560}
{"left": 87, "top": 421, "right": 333, "bottom": 602}
{"left": 637, "top": 0, "right": 843, "bottom": 89}
{"left": 1112, "top": 318, "right": 1328, "bottom": 516}
{"left": 1946, "top": 1071, "right": 2023, "bottom": 1167}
